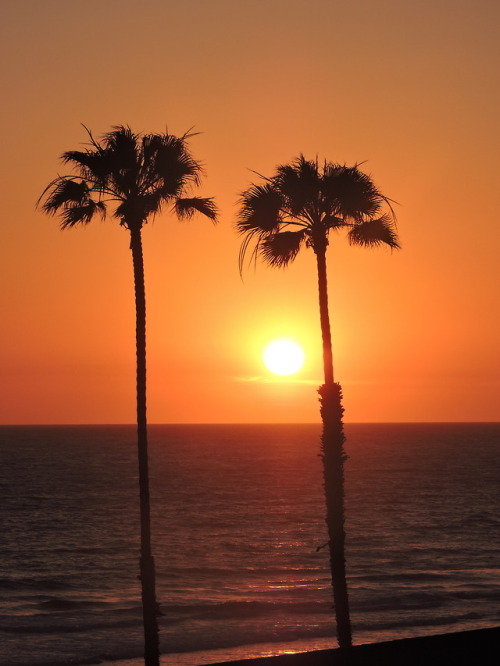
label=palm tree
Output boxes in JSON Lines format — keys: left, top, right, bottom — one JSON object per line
{"left": 236, "top": 155, "right": 399, "bottom": 649}
{"left": 39, "top": 125, "right": 217, "bottom": 666}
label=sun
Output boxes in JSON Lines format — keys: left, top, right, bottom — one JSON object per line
{"left": 263, "top": 339, "right": 305, "bottom": 376}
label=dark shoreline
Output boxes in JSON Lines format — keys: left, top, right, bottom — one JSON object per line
{"left": 208, "top": 627, "right": 500, "bottom": 666}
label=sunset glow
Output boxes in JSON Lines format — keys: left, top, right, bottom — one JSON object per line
{"left": 263, "top": 340, "right": 305, "bottom": 376}
{"left": 0, "top": 2, "right": 498, "bottom": 424}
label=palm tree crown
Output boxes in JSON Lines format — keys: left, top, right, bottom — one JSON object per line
{"left": 237, "top": 155, "right": 398, "bottom": 269}
{"left": 39, "top": 125, "right": 217, "bottom": 228}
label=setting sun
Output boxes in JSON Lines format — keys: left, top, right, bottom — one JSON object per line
{"left": 263, "top": 339, "right": 305, "bottom": 376}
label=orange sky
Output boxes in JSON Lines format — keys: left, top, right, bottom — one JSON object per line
{"left": 1, "top": 0, "right": 498, "bottom": 424}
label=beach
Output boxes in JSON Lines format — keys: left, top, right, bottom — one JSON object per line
{"left": 209, "top": 627, "right": 500, "bottom": 666}
{"left": 100, "top": 627, "right": 500, "bottom": 666}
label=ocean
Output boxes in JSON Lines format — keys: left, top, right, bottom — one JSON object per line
{"left": 0, "top": 423, "right": 498, "bottom": 666}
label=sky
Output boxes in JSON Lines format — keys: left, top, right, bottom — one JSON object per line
{"left": 1, "top": 0, "right": 498, "bottom": 424}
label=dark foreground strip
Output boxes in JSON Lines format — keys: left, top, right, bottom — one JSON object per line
{"left": 207, "top": 627, "right": 500, "bottom": 666}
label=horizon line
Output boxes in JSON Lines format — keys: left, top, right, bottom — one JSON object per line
{"left": 1, "top": 420, "right": 499, "bottom": 427}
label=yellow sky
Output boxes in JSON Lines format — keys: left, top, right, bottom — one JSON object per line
{"left": 1, "top": 0, "right": 498, "bottom": 424}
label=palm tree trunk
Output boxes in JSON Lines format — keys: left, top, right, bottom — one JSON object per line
{"left": 130, "top": 226, "right": 160, "bottom": 666}
{"left": 316, "top": 248, "right": 335, "bottom": 385}
{"left": 315, "top": 247, "right": 352, "bottom": 650}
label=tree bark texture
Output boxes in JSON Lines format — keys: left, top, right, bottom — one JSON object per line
{"left": 130, "top": 226, "right": 160, "bottom": 666}
{"left": 318, "top": 382, "right": 352, "bottom": 649}
{"left": 316, "top": 248, "right": 352, "bottom": 649}
{"left": 315, "top": 248, "right": 335, "bottom": 385}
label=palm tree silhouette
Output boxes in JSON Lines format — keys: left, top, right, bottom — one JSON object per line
{"left": 236, "top": 155, "right": 399, "bottom": 649}
{"left": 39, "top": 125, "right": 217, "bottom": 666}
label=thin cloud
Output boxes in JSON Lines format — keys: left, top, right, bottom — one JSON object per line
{"left": 235, "top": 375, "right": 321, "bottom": 385}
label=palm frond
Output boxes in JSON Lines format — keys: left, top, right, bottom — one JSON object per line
{"left": 103, "top": 126, "right": 138, "bottom": 163}
{"left": 237, "top": 229, "right": 264, "bottom": 276}
{"left": 41, "top": 178, "right": 91, "bottom": 214}
{"left": 103, "top": 127, "right": 141, "bottom": 194}
{"left": 62, "top": 150, "right": 115, "bottom": 189}
{"left": 77, "top": 125, "right": 124, "bottom": 192}
{"left": 60, "top": 200, "right": 106, "bottom": 228}
{"left": 321, "top": 164, "right": 382, "bottom": 221}
{"left": 236, "top": 183, "right": 283, "bottom": 233}
{"left": 142, "top": 133, "right": 202, "bottom": 193}
{"left": 261, "top": 230, "right": 305, "bottom": 267}
{"left": 323, "top": 213, "right": 347, "bottom": 230}
{"left": 174, "top": 197, "right": 218, "bottom": 222}
{"left": 275, "top": 155, "right": 321, "bottom": 216}
{"left": 129, "top": 191, "right": 163, "bottom": 220}
{"left": 347, "top": 214, "right": 400, "bottom": 249}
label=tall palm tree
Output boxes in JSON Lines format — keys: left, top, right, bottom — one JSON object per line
{"left": 236, "top": 155, "right": 399, "bottom": 649}
{"left": 39, "top": 125, "right": 217, "bottom": 666}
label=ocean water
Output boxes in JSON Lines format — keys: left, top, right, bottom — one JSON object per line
{"left": 0, "top": 423, "right": 499, "bottom": 666}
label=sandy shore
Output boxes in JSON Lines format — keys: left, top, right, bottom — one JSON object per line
{"left": 100, "top": 627, "right": 500, "bottom": 666}
{"left": 207, "top": 627, "right": 500, "bottom": 666}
